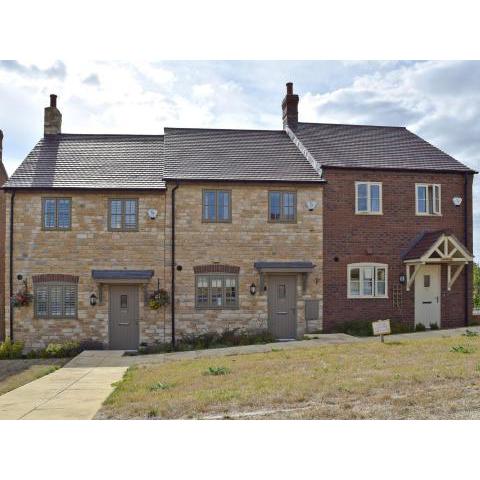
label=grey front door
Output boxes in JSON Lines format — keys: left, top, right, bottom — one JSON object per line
{"left": 268, "top": 275, "right": 297, "bottom": 339}
{"left": 109, "top": 285, "right": 139, "bottom": 350}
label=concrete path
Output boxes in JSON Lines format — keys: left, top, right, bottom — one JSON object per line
{"left": 0, "top": 350, "right": 126, "bottom": 420}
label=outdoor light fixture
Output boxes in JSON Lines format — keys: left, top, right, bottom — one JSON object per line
{"left": 249, "top": 283, "right": 257, "bottom": 295}
{"left": 452, "top": 196, "right": 463, "bottom": 206}
{"left": 90, "top": 293, "right": 97, "bottom": 306}
{"left": 399, "top": 274, "right": 406, "bottom": 284}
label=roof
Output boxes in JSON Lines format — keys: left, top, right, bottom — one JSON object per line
{"left": 3, "top": 134, "right": 165, "bottom": 189}
{"left": 402, "top": 230, "right": 448, "bottom": 260}
{"left": 295, "top": 122, "right": 475, "bottom": 173}
{"left": 254, "top": 261, "right": 316, "bottom": 272}
{"left": 163, "top": 127, "right": 323, "bottom": 182}
{"left": 91, "top": 269, "right": 154, "bottom": 280}
{"left": 402, "top": 230, "right": 473, "bottom": 261}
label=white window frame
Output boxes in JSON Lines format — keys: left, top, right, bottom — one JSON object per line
{"left": 415, "top": 183, "right": 441, "bottom": 216}
{"left": 355, "top": 182, "right": 383, "bottom": 215}
{"left": 347, "top": 263, "right": 388, "bottom": 299}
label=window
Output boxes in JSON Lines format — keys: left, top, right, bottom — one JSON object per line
{"left": 109, "top": 199, "right": 138, "bottom": 231}
{"left": 416, "top": 184, "right": 441, "bottom": 215}
{"left": 202, "top": 190, "right": 231, "bottom": 222}
{"left": 355, "top": 182, "right": 382, "bottom": 214}
{"left": 269, "top": 191, "right": 296, "bottom": 222}
{"left": 347, "top": 263, "right": 388, "bottom": 298}
{"left": 42, "top": 198, "right": 71, "bottom": 230}
{"left": 34, "top": 282, "right": 78, "bottom": 318}
{"left": 195, "top": 274, "right": 238, "bottom": 309}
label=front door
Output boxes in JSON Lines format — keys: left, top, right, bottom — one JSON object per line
{"left": 109, "top": 285, "right": 139, "bottom": 350}
{"left": 415, "top": 265, "right": 441, "bottom": 328}
{"left": 268, "top": 275, "right": 297, "bottom": 339}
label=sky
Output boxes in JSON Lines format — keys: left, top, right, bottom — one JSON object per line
{"left": 0, "top": 60, "right": 478, "bottom": 257}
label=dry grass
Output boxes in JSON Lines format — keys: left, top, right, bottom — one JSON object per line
{"left": 0, "top": 359, "right": 67, "bottom": 396}
{"left": 97, "top": 335, "right": 480, "bottom": 419}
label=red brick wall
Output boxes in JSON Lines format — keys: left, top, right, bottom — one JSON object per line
{"left": 0, "top": 165, "right": 7, "bottom": 340}
{"left": 322, "top": 168, "right": 474, "bottom": 332}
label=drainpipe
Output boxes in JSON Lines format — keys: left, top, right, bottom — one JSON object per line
{"left": 9, "top": 190, "right": 15, "bottom": 341}
{"left": 171, "top": 182, "right": 180, "bottom": 349}
{"left": 464, "top": 172, "right": 469, "bottom": 326}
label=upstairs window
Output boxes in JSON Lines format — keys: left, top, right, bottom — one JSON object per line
{"left": 109, "top": 199, "right": 139, "bottom": 231}
{"left": 269, "top": 191, "right": 297, "bottom": 222}
{"left": 42, "top": 198, "right": 71, "bottom": 230}
{"left": 348, "top": 263, "right": 388, "bottom": 298}
{"left": 416, "top": 184, "right": 441, "bottom": 215}
{"left": 355, "top": 182, "right": 382, "bottom": 214}
{"left": 202, "top": 190, "right": 231, "bottom": 223}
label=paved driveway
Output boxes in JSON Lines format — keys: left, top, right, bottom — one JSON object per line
{"left": 0, "top": 350, "right": 127, "bottom": 420}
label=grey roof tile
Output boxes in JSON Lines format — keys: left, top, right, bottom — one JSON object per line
{"left": 163, "top": 127, "right": 323, "bottom": 182}
{"left": 3, "top": 134, "right": 165, "bottom": 189}
{"left": 295, "top": 122, "right": 475, "bottom": 173}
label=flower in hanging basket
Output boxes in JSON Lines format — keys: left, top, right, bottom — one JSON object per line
{"left": 148, "top": 298, "right": 160, "bottom": 310}
{"left": 148, "top": 288, "right": 170, "bottom": 309}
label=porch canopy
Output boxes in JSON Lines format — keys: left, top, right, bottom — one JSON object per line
{"left": 254, "top": 261, "right": 315, "bottom": 292}
{"left": 91, "top": 270, "right": 154, "bottom": 284}
{"left": 403, "top": 231, "right": 473, "bottom": 291}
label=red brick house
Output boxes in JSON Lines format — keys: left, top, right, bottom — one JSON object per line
{"left": 1, "top": 84, "right": 476, "bottom": 349}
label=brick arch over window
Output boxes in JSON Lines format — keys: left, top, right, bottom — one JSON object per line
{"left": 32, "top": 274, "right": 79, "bottom": 284}
{"left": 193, "top": 265, "right": 240, "bottom": 274}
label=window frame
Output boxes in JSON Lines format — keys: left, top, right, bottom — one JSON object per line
{"left": 195, "top": 273, "right": 239, "bottom": 309}
{"left": 268, "top": 190, "right": 297, "bottom": 223}
{"left": 201, "top": 189, "right": 232, "bottom": 223}
{"left": 108, "top": 198, "right": 139, "bottom": 231}
{"left": 347, "top": 263, "right": 388, "bottom": 299}
{"left": 415, "top": 183, "right": 441, "bottom": 216}
{"left": 41, "top": 197, "right": 72, "bottom": 231}
{"left": 34, "top": 281, "right": 78, "bottom": 319}
{"left": 354, "top": 182, "right": 383, "bottom": 215}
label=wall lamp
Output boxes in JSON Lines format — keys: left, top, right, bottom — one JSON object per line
{"left": 249, "top": 283, "right": 257, "bottom": 295}
{"left": 90, "top": 293, "right": 98, "bottom": 306}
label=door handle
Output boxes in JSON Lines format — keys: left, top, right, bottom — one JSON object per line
{"left": 118, "top": 322, "right": 129, "bottom": 325}
{"left": 422, "top": 301, "right": 432, "bottom": 304}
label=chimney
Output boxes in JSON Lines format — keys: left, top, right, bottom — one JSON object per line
{"left": 44, "top": 94, "right": 62, "bottom": 135}
{"left": 282, "top": 82, "right": 299, "bottom": 130}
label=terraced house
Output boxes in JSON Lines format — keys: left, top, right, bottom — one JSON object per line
{"left": 1, "top": 83, "right": 476, "bottom": 349}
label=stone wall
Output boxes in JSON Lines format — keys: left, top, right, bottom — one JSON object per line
{"left": 4, "top": 190, "right": 167, "bottom": 348}
{"left": 164, "top": 181, "right": 323, "bottom": 339}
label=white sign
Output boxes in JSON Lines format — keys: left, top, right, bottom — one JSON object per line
{"left": 372, "top": 319, "right": 391, "bottom": 336}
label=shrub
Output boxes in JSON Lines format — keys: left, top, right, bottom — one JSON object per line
{"left": 415, "top": 323, "right": 426, "bottom": 332}
{"left": 451, "top": 345, "right": 475, "bottom": 354}
{"left": 149, "top": 382, "right": 171, "bottom": 391}
{"left": 332, "top": 319, "right": 373, "bottom": 337}
{"left": 463, "top": 329, "right": 479, "bottom": 337}
{"left": 0, "top": 339, "right": 24, "bottom": 359}
{"left": 429, "top": 323, "right": 439, "bottom": 330}
{"left": 204, "top": 366, "right": 230, "bottom": 376}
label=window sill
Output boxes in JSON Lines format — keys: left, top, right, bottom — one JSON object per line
{"left": 347, "top": 295, "right": 388, "bottom": 300}
{"left": 415, "top": 213, "right": 442, "bottom": 217}
{"left": 355, "top": 211, "right": 383, "bottom": 216}
{"left": 195, "top": 306, "right": 239, "bottom": 310}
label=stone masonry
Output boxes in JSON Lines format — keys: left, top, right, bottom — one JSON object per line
{"left": 4, "top": 190, "right": 167, "bottom": 348}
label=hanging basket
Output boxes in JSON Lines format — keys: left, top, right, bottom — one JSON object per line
{"left": 149, "top": 289, "right": 170, "bottom": 310}
{"left": 11, "top": 283, "right": 33, "bottom": 308}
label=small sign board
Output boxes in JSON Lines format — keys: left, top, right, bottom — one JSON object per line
{"left": 372, "top": 319, "right": 391, "bottom": 339}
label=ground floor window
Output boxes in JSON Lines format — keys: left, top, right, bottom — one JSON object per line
{"left": 34, "top": 280, "right": 78, "bottom": 318}
{"left": 347, "top": 263, "right": 388, "bottom": 298}
{"left": 195, "top": 274, "right": 239, "bottom": 309}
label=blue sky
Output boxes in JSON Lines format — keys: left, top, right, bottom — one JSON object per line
{"left": 0, "top": 60, "right": 478, "bottom": 257}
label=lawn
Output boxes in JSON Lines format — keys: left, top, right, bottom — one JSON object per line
{"left": 97, "top": 334, "right": 480, "bottom": 420}
{"left": 0, "top": 358, "right": 68, "bottom": 396}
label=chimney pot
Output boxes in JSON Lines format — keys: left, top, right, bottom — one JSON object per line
{"left": 286, "top": 82, "right": 293, "bottom": 95}
{"left": 0, "top": 129, "right": 3, "bottom": 162}
{"left": 50, "top": 94, "right": 57, "bottom": 108}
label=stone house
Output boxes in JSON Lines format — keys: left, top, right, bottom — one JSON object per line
{"left": 0, "top": 130, "right": 7, "bottom": 340}
{"left": 1, "top": 84, "right": 476, "bottom": 349}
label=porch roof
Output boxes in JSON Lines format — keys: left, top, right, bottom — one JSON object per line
{"left": 402, "top": 230, "right": 473, "bottom": 264}
{"left": 253, "top": 261, "right": 315, "bottom": 273}
{"left": 91, "top": 269, "right": 154, "bottom": 284}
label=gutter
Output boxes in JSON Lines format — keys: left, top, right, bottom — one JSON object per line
{"left": 9, "top": 190, "right": 15, "bottom": 341}
{"left": 171, "top": 182, "right": 180, "bottom": 349}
